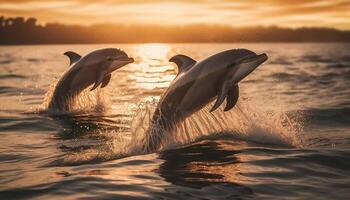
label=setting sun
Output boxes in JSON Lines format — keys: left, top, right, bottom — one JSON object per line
{"left": 137, "top": 44, "right": 170, "bottom": 60}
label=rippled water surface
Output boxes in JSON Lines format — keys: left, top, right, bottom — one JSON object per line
{"left": 0, "top": 43, "right": 350, "bottom": 199}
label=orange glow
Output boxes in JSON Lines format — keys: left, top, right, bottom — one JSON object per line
{"left": 0, "top": 0, "right": 349, "bottom": 29}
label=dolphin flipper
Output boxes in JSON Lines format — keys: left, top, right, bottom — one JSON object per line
{"left": 101, "top": 74, "right": 111, "bottom": 88}
{"left": 90, "top": 72, "right": 105, "bottom": 91}
{"left": 210, "top": 81, "right": 230, "bottom": 112}
{"left": 224, "top": 84, "right": 239, "bottom": 111}
{"left": 210, "top": 62, "right": 240, "bottom": 112}
{"left": 64, "top": 51, "right": 82, "bottom": 66}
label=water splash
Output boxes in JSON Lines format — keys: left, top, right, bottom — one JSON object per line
{"left": 38, "top": 77, "right": 110, "bottom": 114}
{"left": 38, "top": 75, "right": 304, "bottom": 162}
{"left": 128, "top": 98, "right": 304, "bottom": 154}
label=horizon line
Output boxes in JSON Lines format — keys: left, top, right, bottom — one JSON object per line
{"left": 1, "top": 15, "right": 349, "bottom": 32}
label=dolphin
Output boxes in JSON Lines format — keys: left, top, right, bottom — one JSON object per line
{"left": 48, "top": 48, "right": 134, "bottom": 111}
{"left": 141, "top": 49, "right": 268, "bottom": 152}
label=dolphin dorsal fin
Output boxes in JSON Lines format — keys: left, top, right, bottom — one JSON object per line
{"left": 64, "top": 51, "right": 82, "bottom": 66}
{"left": 169, "top": 54, "right": 196, "bottom": 74}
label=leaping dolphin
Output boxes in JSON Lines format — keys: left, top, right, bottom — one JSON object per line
{"left": 142, "top": 49, "right": 268, "bottom": 152}
{"left": 48, "top": 48, "right": 134, "bottom": 111}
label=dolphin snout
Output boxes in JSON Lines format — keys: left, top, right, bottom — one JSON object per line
{"left": 126, "top": 57, "right": 134, "bottom": 63}
{"left": 257, "top": 53, "right": 268, "bottom": 63}
{"left": 113, "top": 55, "right": 134, "bottom": 63}
{"left": 240, "top": 53, "right": 268, "bottom": 64}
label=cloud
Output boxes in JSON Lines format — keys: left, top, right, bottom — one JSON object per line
{"left": 0, "top": 0, "right": 349, "bottom": 29}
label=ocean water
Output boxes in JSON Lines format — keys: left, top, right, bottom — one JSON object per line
{"left": 0, "top": 43, "right": 349, "bottom": 199}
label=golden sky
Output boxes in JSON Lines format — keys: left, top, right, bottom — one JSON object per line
{"left": 1, "top": 0, "right": 349, "bottom": 29}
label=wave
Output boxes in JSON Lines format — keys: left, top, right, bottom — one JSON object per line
{"left": 299, "top": 55, "right": 335, "bottom": 63}
{"left": 0, "top": 59, "right": 13, "bottom": 64}
{"left": 340, "top": 55, "right": 350, "bottom": 62}
{"left": 303, "top": 107, "right": 350, "bottom": 126}
{"left": 0, "top": 74, "right": 27, "bottom": 79}
{"left": 159, "top": 139, "right": 350, "bottom": 190}
{"left": 0, "top": 86, "right": 45, "bottom": 96}
{"left": 270, "top": 68, "right": 350, "bottom": 86}
{"left": 325, "top": 63, "right": 349, "bottom": 69}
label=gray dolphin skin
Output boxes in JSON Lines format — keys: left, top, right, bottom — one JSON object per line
{"left": 48, "top": 48, "right": 134, "bottom": 111}
{"left": 142, "top": 49, "right": 268, "bottom": 152}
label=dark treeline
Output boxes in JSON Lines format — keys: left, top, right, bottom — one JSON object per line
{"left": 1, "top": 16, "right": 350, "bottom": 44}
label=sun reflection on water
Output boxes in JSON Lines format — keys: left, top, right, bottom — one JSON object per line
{"left": 129, "top": 43, "right": 176, "bottom": 90}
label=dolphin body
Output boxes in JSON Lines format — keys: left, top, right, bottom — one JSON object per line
{"left": 142, "top": 49, "right": 268, "bottom": 152}
{"left": 48, "top": 48, "right": 134, "bottom": 111}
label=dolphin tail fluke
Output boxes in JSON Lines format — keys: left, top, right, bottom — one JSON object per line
{"left": 224, "top": 84, "right": 239, "bottom": 111}
{"left": 210, "top": 81, "right": 230, "bottom": 112}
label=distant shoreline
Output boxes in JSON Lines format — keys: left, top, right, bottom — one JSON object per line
{"left": 1, "top": 16, "right": 350, "bottom": 45}
{"left": 1, "top": 41, "right": 350, "bottom": 46}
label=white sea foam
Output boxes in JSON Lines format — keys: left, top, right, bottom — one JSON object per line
{"left": 127, "top": 98, "right": 304, "bottom": 155}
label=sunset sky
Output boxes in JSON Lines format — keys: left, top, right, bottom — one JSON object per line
{"left": 0, "top": 0, "right": 349, "bottom": 29}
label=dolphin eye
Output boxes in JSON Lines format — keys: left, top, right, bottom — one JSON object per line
{"left": 229, "top": 62, "right": 236, "bottom": 67}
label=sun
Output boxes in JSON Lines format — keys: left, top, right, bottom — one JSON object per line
{"left": 137, "top": 43, "right": 170, "bottom": 60}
